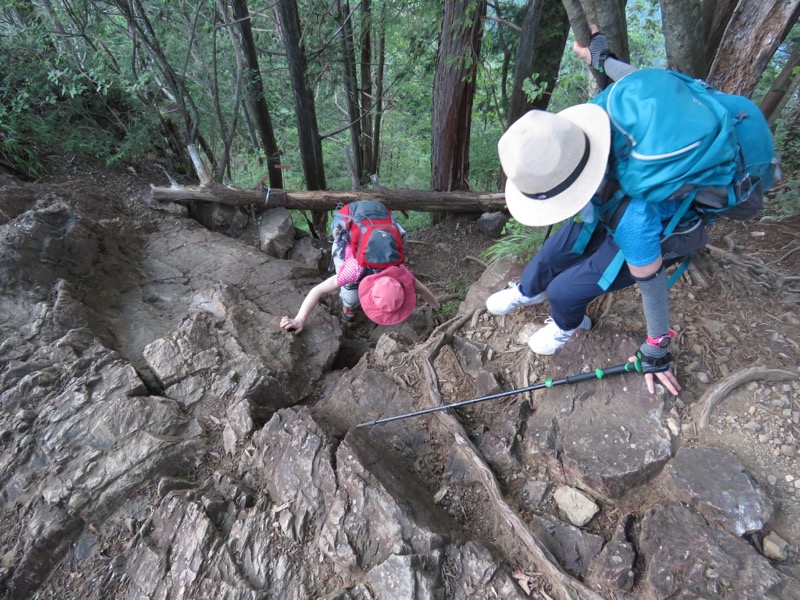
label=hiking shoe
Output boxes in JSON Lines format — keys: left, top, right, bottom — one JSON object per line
{"left": 486, "top": 282, "right": 546, "bottom": 315}
{"left": 528, "top": 315, "right": 592, "bottom": 356}
{"left": 342, "top": 305, "right": 356, "bottom": 322}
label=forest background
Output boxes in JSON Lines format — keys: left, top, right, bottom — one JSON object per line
{"left": 2, "top": 0, "right": 800, "bottom": 241}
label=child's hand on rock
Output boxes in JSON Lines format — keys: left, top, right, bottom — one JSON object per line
{"left": 280, "top": 316, "right": 305, "bottom": 335}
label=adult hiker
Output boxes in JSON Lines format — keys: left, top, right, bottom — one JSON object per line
{"left": 280, "top": 199, "right": 439, "bottom": 334}
{"left": 485, "top": 26, "right": 777, "bottom": 397}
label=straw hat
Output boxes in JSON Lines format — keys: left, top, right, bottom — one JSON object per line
{"left": 358, "top": 266, "right": 416, "bottom": 325}
{"left": 499, "top": 105, "right": 611, "bottom": 226}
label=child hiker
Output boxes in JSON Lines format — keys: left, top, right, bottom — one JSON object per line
{"left": 280, "top": 200, "right": 439, "bottom": 334}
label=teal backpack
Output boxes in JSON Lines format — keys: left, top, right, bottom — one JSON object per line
{"left": 587, "top": 68, "right": 778, "bottom": 288}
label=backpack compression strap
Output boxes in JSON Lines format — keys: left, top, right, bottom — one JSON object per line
{"left": 595, "top": 190, "right": 699, "bottom": 291}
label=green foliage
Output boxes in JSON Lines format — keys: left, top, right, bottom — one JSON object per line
{"left": 522, "top": 75, "right": 549, "bottom": 104}
{"left": 468, "top": 123, "right": 503, "bottom": 191}
{"left": 394, "top": 210, "right": 431, "bottom": 232}
{"left": 762, "top": 118, "right": 800, "bottom": 221}
{"left": 481, "top": 219, "right": 557, "bottom": 265}
{"left": 1, "top": 0, "right": 791, "bottom": 240}
{"left": 755, "top": 21, "right": 800, "bottom": 222}
{"left": 0, "top": 9, "right": 159, "bottom": 175}
{"left": 626, "top": 0, "right": 667, "bottom": 68}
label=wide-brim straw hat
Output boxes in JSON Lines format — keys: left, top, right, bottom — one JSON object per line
{"left": 358, "top": 266, "right": 417, "bottom": 326}
{"left": 499, "top": 105, "right": 611, "bottom": 227}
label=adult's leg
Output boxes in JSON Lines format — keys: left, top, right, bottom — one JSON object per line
{"left": 545, "top": 248, "right": 630, "bottom": 330}
{"left": 518, "top": 221, "right": 608, "bottom": 298}
{"left": 546, "top": 233, "right": 681, "bottom": 330}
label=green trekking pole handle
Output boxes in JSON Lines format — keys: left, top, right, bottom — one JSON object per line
{"left": 355, "top": 358, "right": 642, "bottom": 428}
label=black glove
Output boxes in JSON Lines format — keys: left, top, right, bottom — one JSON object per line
{"left": 589, "top": 31, "right": 610, "bottom": 72}
{"left": 636, "top": 346, "right": 674, "bottom": 374}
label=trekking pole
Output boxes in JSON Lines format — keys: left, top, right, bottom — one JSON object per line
{"left": 356, "top": 358, "right": 642, "bottom": 428}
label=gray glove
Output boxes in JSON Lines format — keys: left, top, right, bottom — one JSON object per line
{"left": 589, "top": 31, "right": 610, "bottom": 72}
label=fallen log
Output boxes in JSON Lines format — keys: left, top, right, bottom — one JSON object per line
{"left": 149, "top": 183, "right": 508, "bottom": 213}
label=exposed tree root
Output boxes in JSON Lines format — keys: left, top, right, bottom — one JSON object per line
{"left": 693, "top": 366, "right": 800, "bottom": 429}
{"left": 705, "top": 243, "right": 800, "bottom": 292}
{"left": 418, "top": 309, "right": 604, "bottom": 600}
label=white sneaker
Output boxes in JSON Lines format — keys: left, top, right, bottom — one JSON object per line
{"left": 528, "top": 315, "right": 592, "bottom": 355}
{"left": 486, "top": 282, "right": 546, "bottom": 315}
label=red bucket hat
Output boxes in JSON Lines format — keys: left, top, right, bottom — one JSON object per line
{"left": 358, "top": 266, "right": 417, "bottom": 326}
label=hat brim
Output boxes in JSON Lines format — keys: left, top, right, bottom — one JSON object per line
{"left": 505, "top": 103, "right": 611, "bottom": 227}
{"left": 358, "top": 266, "right": 417, "bottom": 326}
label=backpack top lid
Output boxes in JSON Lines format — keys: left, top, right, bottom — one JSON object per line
{"left": 338, "top": 200, "right": 405, "bottom": 269}
{"left": 592, "top": 69, "right": 740, "bottom": 202}
{"left": 342, "top": 199, "right": 392, "bottom": 222}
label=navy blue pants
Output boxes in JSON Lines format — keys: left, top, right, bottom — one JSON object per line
{"left": 518, "top": 222, "right": 677, "bottom": 330}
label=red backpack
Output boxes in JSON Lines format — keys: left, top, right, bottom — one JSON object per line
{"left": 337, "top": 200, "right": 405, "bottom": 269}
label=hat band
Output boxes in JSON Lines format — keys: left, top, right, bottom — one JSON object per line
{"left": 521, "top": 133, "right": 591, "bottom": 200}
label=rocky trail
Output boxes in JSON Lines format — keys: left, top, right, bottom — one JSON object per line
{"left": 1, "top": 161, "right": 799, "bottom": 599}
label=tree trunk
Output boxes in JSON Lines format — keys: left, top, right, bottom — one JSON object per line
{"left": 150, "top": 184, "right": 506, "bottom": 213}
{"left": 372, "top": 7, "right": 386, "bottom": 177}
{"left": 111, "top": 0, "right": 201, "bottom": 170}
{"left": 360, "top": 0, "right": 375, "bottom": 177}
{"left": 334, "top": 0, "right": 365, "bottom": 186}
{"left": 230, "top": 0, "right": 284, "bottom": 189}
{"left": 578, "top": 0, "right": 629, "bottom": 63}
{"left": 560, "top": 0, "right": 591, "bottom": 47}
{"left": 213, "top": 0, "right": 245, "bottom": 181}
{"left": 431, "top": 0, "right": 488, "bottom": 193}
{"left": 762, "top": 39, "right": 800, "bottom": 128}
{"left": 704, "top": 0, "right": 739, "bottom": 70}
{"left": 529, "top": 0, "right": 569, "bottom": 111}
{"left": 507, "top": 0, "right": 544, "bottom": 126}
{"left": 659, "top": 0, "right": 710, "bottom": 76}
{"left": 707, "top": 0, "right": 800, "bottom": 96}
{"left": 274, "top": 0, "right": 328, "bottom": 235}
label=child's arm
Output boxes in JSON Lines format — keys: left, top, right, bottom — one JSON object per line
{"left": 414, "top": 279, "right": 440, "bottom": 310}
{"left": 280, "top": 274, "right": 340, "bottom": 335}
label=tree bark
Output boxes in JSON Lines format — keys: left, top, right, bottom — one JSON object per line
{"left": 704, "top": 0, "right": 739, "bottom": 70}
{"left": 507, "top": 0, "right": 544, "bottom": 125}
{"left": 706, "top": 0, "right": 800, "bottom": 96}
{"left": 560, "top": 0, "right": 591, "bottom": 47}
{"left": 431, "top": 0, "right": 487, "bottom": 193}
{"left": 150, "top": 184, "right": 506, "bottom": 213}
{"left": 372, "top": 7, "right": 385, "bottom": 177}
{"left": 578, "top": 0, "right": 629, "bottom": 63}
{"left": 360, "top": 0, "right": 375, "bottom": 177}
{"left": 529, "top": 0, "right": 569, "bottom": 111}
{"left": 659, "top": 0, "right": 710, "bottom": 77}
